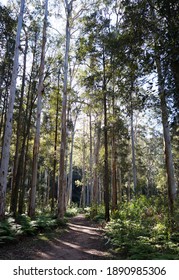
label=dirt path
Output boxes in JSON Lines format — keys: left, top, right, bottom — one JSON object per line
{"left": 0, "top": 214, "right": 111, "bottom": 260}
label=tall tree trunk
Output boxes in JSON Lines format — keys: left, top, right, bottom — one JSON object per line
{"left": 18, "top": 130, "right": 30, "bottom": 214}
{"left": 149, "top": 0, "right": 177, "bottom": 215}
{"left": 130, "top": 90, "right": 137, "bottom": 194}
{"left": 10, "top": 33, "right": 28, "bottom": 216}
{"left": 102, "top": 47, "right": 110, "bottom": 222}
{"left": 164, "top": 1, "right": 179, "bottom": 103}
{"left": 111, "top": 97, "right": 117, "bottom": 211}
{"left": 89, "top": 111, "right": 93, "bottom": 205}
{"left": 0, "top": 0, "right": 25, "bottom": 220}
{"left": 51, "top": 75, "right": 60, "bottom": 212}
{"left": 117, "top": 161, "right": 122, "bottom": 203}
{"left": 82, "top": 121, "right": 86, "bottom": 208}
{"left": 67, "top": 111, "right": 78, "bottom": 206}
{"left": 28, "top": 0, "right": 48, "bottom": 217}
{"left": 18, "top": 55, "right": 37, "bottom": 214}
{"left": 67, "top": 128, "right": 74, "bottom": 206}
{"left": 0, "top": 99, "right": 6, "bottom": 147}
{"left": 93, "top": 120, "right": 101, "bottom": 213}
{"left": 58, "top": 0, "right": 74, "bottom": 219}
{"left": 127, "top": 171, "right": 131, "bottom": 202}
{"left": 155, "top": 54, "right": 177, "bottom": 213}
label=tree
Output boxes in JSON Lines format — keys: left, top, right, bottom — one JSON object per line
{"left": 0, "top": 0, "right": 25, "bottom": 220}
{"left": 29, "top": 0, "right": 48, "bottom": 217}
{"left": 120, "top": 0, "right": 177, "bottom": 212}
{"left": 0, "top": 5, "right": 16, "bottom": 145}
{"left": 155, "top": 51, "right": 177, "bottom": 213}
{"left": 10, "top": 29, "right": 28, "bottom": 216}
{"left": 17, "top": 18, "right": 42, "bottom": 215}
{"left": 57, "top": 0, "right": 76, "bottom": 219}
{"left": 148, "top": 0, "right": 177, "bottom": 213}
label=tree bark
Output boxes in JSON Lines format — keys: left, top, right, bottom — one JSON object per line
{"left": 81, "top": 120, "right": 86, "bottom": 208}
{"left": 51, "top": 75, "right": 60, "bottom": 212}
{"left": 111, "top": 97, "right": 117, "bottom": 211}
{"left": 58, "top": 0, "right": 74, "bottom": 219}
{"left": 93, "top": 120, "right": 101, "bottom": 213}
{"left": 10, "top": 33, "right": 28, "bottom": 216}
{"left": 0, "top": 0, "right": 25, "bottom": 220}
{"left": 67, "top": 111, "right": 78, "bottom": 206}
{"left": 28, "top": 0, "right": 48, "bottom": 217}
{"left": 148, "top": 0, "right": 177, "bottom": 215}
{"left": 130, "top": 89, "right": 137, "bottom": 194}
{"left": 89, "top": 111, "right": 93, "bottom": 205}
{"left": 102, "top": 47, "right": 110, "bottom": 222}
{"left": 155, "top": 54, "right": 177, "bottom": 212}
{"left": 17, "top": 39, "right": 38, "bottom": 214}
{"left": 117, "top": 162, "right": 122, "bottom": 203}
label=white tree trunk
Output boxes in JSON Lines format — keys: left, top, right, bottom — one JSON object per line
{"left": 58, "top": 0, "right": 75, "bottom": 219}
{"left": 149, "top": 0, "right": 176, "bottom": 213}
{"left": 89, "top": 111, "right": 93, "bottom": 205}
{"left": 81, "top": 119, "right": 86, "bottom": 208}
{"left": 155, "top": 54, "right": 176, "bottom": 210}
{"left": 29, "top": 0, "right": 48, "bottom": 217}
{"left": 0, "top": 0, "right": 25, "bottom": 220}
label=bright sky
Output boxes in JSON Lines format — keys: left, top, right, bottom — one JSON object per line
{"left": 0, "top": 0, "right": 7, "bottom": 5}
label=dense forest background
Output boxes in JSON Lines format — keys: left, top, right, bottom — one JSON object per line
{"left": 0, "top": 0, "right": 179, "bottom": 259}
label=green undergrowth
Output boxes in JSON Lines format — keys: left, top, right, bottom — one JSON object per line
{"left": 65, "top": 205, "right": 82, "bottom": 217}
{"left": 85, "top": 205, "right": 105, "bottom": 221}
{"left": 105, "top": 196, "right": 179, "bottom": 260}
{"left": 0, "top": 204, "right": 81, "bottom": 246}
{"left": 0, "top": 213, "right": 67, "bottom": 245}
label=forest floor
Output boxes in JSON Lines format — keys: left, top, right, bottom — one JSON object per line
{"left": 0, "top": 214, "right": 112, "bottom": 260}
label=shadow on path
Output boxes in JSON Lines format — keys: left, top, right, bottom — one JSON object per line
{"left": 0, "top": 214, "right": 111, "bottom": 260}
{"left": 35, "top": 214, "right": 110, "bottom": 260}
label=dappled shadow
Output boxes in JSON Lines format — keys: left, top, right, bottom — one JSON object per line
{"left": 33, "top": 215, "right": 109, "bottom": 260}
{"left": 0, "top": 214, "right": 110, "bottom": 260}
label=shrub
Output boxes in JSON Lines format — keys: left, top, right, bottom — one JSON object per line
{"left": 105, "top": 195, "right": 179, "bottom": 259}
{"left": 16, "top": 214, "right": 37, "bottom": 235}
{"left": 65, "top": 207, "right": 79, "bottom": 217}
{"left": 0, "top": 217, "right": 21, "bottom": 244}
{"left": 0, "top": 213, "right": 67, "bottom": 245}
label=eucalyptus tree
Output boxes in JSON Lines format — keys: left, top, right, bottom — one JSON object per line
{"left": 147, "top": 0, "right": 177, "bottom": 212}
{"left": 77, "top": 5, "right": 117, "bottom": 220}
{"left": 120, "top": 0, "right": 177, "bottom": 212}
{"left": 10, "top": 28, "right": 29, "bottom": 216}
{"left": 57, "top": 0, "right": 91, "bottom": 218}
{"left": 0, "top": 0, "right": 25, "bottom": 220}
{"left": 17, "top": 17, "right": 43, "bottom": 215}
{"left": 0, "top": 5, "right": 16, "bottom": 145}
{"left": 57, "top": 0, "right": 75, "bottom": 219}
{"left": 153, "top": 28, "right": 177, "bottom": 213}
{"left": 93, "top": 118, "right": 101, "bottom": 209}
{"left": 51, "top": 70, "right": 61, "bottom": 212}
{"left": 155, "top": 0, "right": 179, "bottom": 198}
{"left": 156, "top": 0, "right": 179, "bottom": 113}
{"left": 28, "top": 0, "right": 49, "bottom": 217}
{"left": 39, "top": 58, "right": 62, "bottom": 212}
{"left": 67, "top": 101, "right": 81, "bottom": 206}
